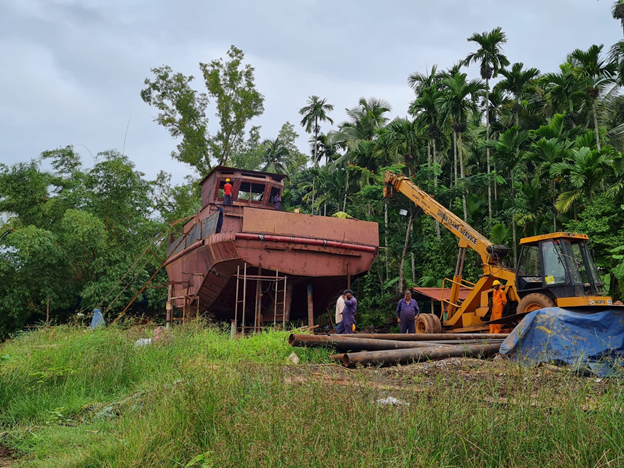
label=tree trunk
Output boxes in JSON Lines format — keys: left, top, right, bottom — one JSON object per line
{"left": 512, "top": 215, "right": 517, "bottom": 268}
{"left": 593, "top": 99, "right": 601, "bottom": 151}
{"left": 343, "top": 169, "right": 349, "bottom": 212}
{"left": 458, "top": 132, "right": 467, "bottom": 222}
{"left": 314, "top": 116, "right": 319, "bottom": 167}
{"left": 433, "top": 138, "right": 441, "bottom": 240}
{"left": 311, "top": 179, "right": 315, "bottom": 215}
{"left": 485, "top": 80, "right": 492, "bottom": 225}
{"left": 427, "top": 142, "right": 431, "bottom": 167}
{"left": 384, "top": 200, "right": 389, "bottom": 282}
{"left": 411, "top": 252, "right": 416, "bottom": 285}
{"left": 398, "top": 211, "right": 415, "bottom": 293}
{"left": 453, "top": 131, "right": 458, "bottom": 187}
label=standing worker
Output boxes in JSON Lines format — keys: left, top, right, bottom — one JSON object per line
{"left": 215, "top": 204, "right": 224, "bottom": 233}
{"left": 396, "top": 289, "right": 419, "bottom": 334}
{"left": 273, "top": 193, "right": 281, "bottom": 210}
{"left": 336, "top": 290, "right": 357, "bottom": 334}
{"left": 223, "top": 178, "right": 233, "bottom": 205}
{"left": 489, "top": 280, "right": 507, "bottom": 334}
{"left": 335, "top": 292, "right": 345, "bottom": 328}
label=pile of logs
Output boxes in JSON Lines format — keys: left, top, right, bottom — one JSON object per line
{"left": 288, "top": 333, "right": 508, "bottom": 368}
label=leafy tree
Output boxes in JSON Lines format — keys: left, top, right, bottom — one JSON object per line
{"left": 141, "top": 46, "right": 264, "bottom": 173}
{"left": 200, "top": 45, "right": 265, "bottom": 166}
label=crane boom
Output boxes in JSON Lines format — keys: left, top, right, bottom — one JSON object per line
{"left": 383, "top": 172, "right": 504, "bottom": 266}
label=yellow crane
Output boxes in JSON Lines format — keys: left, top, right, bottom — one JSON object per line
{"left": 384, "top": 171, "right": 613, "bottom": 333}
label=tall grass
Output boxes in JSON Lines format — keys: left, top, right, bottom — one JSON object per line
{"left": 2, "top": 324, "right": 624, "bottom": 467}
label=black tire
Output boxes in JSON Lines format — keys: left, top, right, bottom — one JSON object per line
{"left": 415, "top": 314, "right": 440, "bottom": 334}
{"left": 425, "top": 314, "right": 442, "bottom": 333}
{"left": 516, "top": 293, "right": 555, "bottom": 315}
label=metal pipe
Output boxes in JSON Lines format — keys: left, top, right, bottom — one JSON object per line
{"left": 234, "top": 265, "right": 240, "bottom": 333}
{"left": 340, "top": 343, "right": 502, "bottom": 368}
{"left": 235, "top": 232, "right": 377, "bottom": 253}
{"left": 288, "top": 334, "right": 457, "bottom": 352}
{"left": 282, "top": 275, "right": 287, "bottom": 329}
{"left": 274, "top": 269, "right": 278, "bottom": 327}
{"left": 242, "top": 263, "right": 247, "bottom": 334}
{"left": 329, "top": 333, "right": 509, "bottom": 341}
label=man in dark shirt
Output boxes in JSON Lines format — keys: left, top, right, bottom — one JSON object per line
{"left": 215, "top": 204, "right": 224, "bottom": 233}
{"left": 396, "top": 289, "right": 420, "bottom": 334}
{"left": 274, "top": 194, "right": 281, "bottom": 210}
{"left": 336, "top": 289, "right": 357, "bottom": 334}
{"left": 223, "top": 178, "right": 233, "bottom": 205}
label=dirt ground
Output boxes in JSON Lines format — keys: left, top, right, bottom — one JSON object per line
{"left": 0, "top": 445, "right": 14, "bottom": 468}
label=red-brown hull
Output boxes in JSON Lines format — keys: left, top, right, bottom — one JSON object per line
{"left": 166, "top": 206, "right": 378, "bottom": 322}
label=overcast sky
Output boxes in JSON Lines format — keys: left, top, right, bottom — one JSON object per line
{"left": 0, "top": 0, "right": 621, "bottom": 184}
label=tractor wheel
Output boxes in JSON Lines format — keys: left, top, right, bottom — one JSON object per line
{"left": 424, "top": 313, "right": 442, "bottom": 333}
{"left": 415, "top": 314, "right": 440, "bottom": 334}
{"left": 517, "top": 293, "right": 555, "bottom": 315}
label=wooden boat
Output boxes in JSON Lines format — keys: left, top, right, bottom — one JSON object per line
{"left": 165, "top": 166, "right": 379, "bottom": 328}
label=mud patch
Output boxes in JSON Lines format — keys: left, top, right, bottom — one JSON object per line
{"left": 0, "top": 445, "right": 15, "bottom": 467}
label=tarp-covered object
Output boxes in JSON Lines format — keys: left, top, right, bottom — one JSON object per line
{"left": 500, "top": 307, "right": 624, "bottom": 376}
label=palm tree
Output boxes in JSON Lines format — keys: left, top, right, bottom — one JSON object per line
{"left": 568, "top": 44, "right": 617, "bottom": 151}
{"left": 299, "top": 96, "right": 334, "bottom": 167}
{"left": 497, "top": 63, "right": 541, "bottom": 126}
{"left": 540, "top": 63, "right": 587, "bottom": 123}
{"left": 437, "top": 72, "right": 484, "bottom": 220}
{"left": 261, "top": 138, "right": 289, "bottom": 173}
{"left": 487, "top": 126, "right": 529, "bottom": 264}
{"left": 338, "top": 97, "right": 392, "bottom": 143}
{"left": 411, "top": 87, "right": 443, "bottom": 172}
{"left": 408, "top": 65, "right": 442, "bottom": 96}
{"left": 464, "top": 27, "right": 510, "bottom": 223}
{"left": 552, "top": 147, "right": 611, "bottom": 213}
{"left": 314, "top": 132, "right": 341, "bottom": 166}
{"left": 613, "top": 0, "right": 624, "bottom": 36}
{"left": 378, "top": 118, "right": 425, "bottom": 169}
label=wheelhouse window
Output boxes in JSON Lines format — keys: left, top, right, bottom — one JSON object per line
{"left": 238, "top": 181, "right": 266, "bottom": 202}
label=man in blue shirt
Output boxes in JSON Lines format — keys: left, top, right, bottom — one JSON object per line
{"left": 336, "top": 289, "right": 357, "bottom": 334}
{"left": 396, "top": 289, "right": 419, "bottom": 334}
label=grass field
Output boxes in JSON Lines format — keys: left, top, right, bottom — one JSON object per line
{"left": 1, "top": 322, "right": 624, "bottom": 467}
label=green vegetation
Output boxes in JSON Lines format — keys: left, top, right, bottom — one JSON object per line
{"left": 1, "top": 324, "right": 623, "bottom": 467}
{"left": 7, "top": 9, "right": 624, "bottom": 337}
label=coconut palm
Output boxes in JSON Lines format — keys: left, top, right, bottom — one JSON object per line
{"left": 299, "top": 96, "right": 334, "bottom": 167}
{"left": 568, "top": 44, "right": 617, "bottom": 151}
{"left": 339, "top": 97, "right": 392, "bottom": 143}
{"left": 261, "top": 138, "right": 289, "bottom": 174}
{"left": 464, "top": 27, "right": 510, "bottom": 223}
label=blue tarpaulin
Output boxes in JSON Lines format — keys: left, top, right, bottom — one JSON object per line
{"left": 500, "top": 307, "right": 624, "bottom": 376}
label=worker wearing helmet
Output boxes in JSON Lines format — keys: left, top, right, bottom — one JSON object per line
{"left": 489, "top": 280, "right": 507, "bottom": 334}
{"left": 223, "top": 178, "right": 233, "bottom": 205}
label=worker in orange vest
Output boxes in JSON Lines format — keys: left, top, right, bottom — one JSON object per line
{"left": 489, "top": 280, "right": 507, "bottom": 334}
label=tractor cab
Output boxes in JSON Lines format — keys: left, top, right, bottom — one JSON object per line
{"left": 515, "top": 233, "right": 611, "bottom": 308}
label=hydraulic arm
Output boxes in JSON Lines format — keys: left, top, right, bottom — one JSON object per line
{"left": 384, "top": 171, "right": 517, "bottom": 330}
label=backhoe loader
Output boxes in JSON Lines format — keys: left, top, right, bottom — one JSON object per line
{"left": 384, "top": 171, "right": 613, "bottom": 333}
